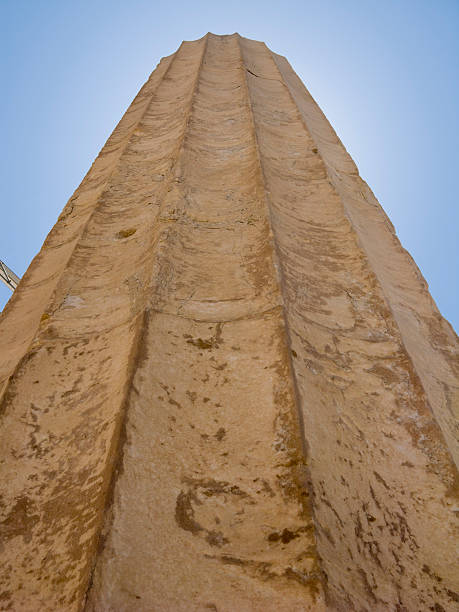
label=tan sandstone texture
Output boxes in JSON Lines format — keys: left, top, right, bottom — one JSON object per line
{"left": 0, "top": 33, "right": 458, "bottom": 612}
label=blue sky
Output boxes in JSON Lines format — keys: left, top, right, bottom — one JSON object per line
{"left": 1, "top": 0, "right": 458, "bottom": 331}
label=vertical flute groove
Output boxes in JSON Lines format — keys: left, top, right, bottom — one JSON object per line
{"left": 82, "top": 35, "right": 209, "bottom": 607}
{"left": 266, "top": 46, "right": 458, "bottom": 467}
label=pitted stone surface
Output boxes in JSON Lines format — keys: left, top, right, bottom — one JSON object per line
{"left": 0, "top": 33, "right": 457, "bottom": 612}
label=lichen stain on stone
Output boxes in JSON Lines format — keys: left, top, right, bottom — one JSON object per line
{"left": 267, "top": 528, "right": 300, "bottom": 544}
{"left": 187, "top": 337, "right": 214, "bottom": 350}
{"left": 366, "top": 363, "right": 401, "bottom": 385}
{"left": 175, "top": 490, "right": 203, "bottom": 535}
{"left": 205, "top": 530, "right": 229, "bottom": 548}
{"left": 182, "top": 477, "right": 250, "bottom": 500}
{"left": 186, "top": 323, "right": 224, "bottom": 351}
{"left": 206, "top": 552, "right": 323, "bottom": 600}
{"left": 0, "top": 496, "right": 40, "bottom": 543}
{"left": 116, "top": 228, "right": 137, "bottom": 239}
{"left": 176, "top": 479, "right": 256, "bottom": 548}
{"left": 284, "top": 566, "right": 323, "bottom": 596}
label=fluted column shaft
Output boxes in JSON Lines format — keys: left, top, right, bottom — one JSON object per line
{"left": 0, "top": 33, "right": 457, "bottom": 612}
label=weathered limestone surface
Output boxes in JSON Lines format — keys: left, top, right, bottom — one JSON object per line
{"left": 0, "top": 33, "right": 457, "bottom": 612}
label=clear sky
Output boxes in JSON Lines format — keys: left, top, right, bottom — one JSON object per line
{"left": 1, "top": 0, "right": 458, "bottom": 331}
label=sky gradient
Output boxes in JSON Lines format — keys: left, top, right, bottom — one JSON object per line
{"left": 1, "top": 0, "right": 458, "bottom": 331}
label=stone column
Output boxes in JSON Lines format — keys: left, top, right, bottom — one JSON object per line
{"left": 0, "top": 33, "right": 457, "bottom": 612}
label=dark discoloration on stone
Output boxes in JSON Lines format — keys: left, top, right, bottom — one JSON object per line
{"left": 205, "top": 530, "right": 229, "bottom": 548}
{"left": 186, "top": 323, "right": 224, "bottom": 351}
{"left": 116, "top": 228, "right": 137, "bottom": 239}
{"left": 207, "top": 552, "right": 323, "bottom": 598}
{"left": 267, "top": 528, "right": 300, "bottom": 544}
{"left": 446, "top": 589, "right": 459, "bottom": 603}
{"left": 175, "top": 490, "right": 203, "bottom": 534}
{"left": 373, "top": 470, "right": 390, "bottom": 490}
{"left": 182, "top": 477, "right": 250, "bottom": 499}
{"left": 0, "top": 496, "right": 40, "bottom": 543}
